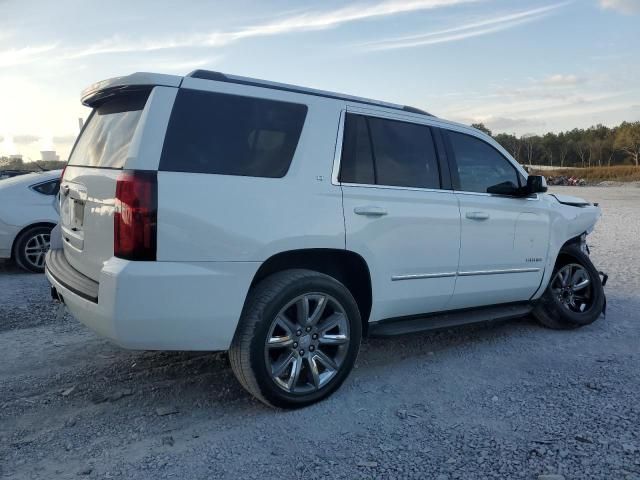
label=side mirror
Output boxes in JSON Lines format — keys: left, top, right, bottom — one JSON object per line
{"left": 527, "top": 175, "right": 548, "bottom": 194}
{"left": 486, "top": 181, "right": 521, "bottom": 196}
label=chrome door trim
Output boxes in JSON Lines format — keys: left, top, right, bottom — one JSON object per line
{"left": 392, "top": 267, "right": 541, "bottom": 281}
{"left": 391, "top": 272, "right": 457, "bottom": 281}
{"left": 458, "top": 268, "right": 541, "bottom": 276}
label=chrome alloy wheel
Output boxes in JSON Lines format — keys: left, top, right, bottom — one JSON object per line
{"left": 23, "top": 233, "right": 50, "bottom": 270}
{"left": 265, "top": 293, "right": 350, "bottom": 394}
{"left": 551, "top": 263, "right": 593, "bottom": 313}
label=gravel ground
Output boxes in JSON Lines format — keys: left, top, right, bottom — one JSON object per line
{"left": 1, "top": 186, "right": 639, "bottom": 480}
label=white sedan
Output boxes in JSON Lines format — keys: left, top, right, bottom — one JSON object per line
{"left": 0, "top": 169, "right": 61, "bottom": 272}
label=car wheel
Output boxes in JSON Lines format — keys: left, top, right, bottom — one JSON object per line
{"left": 13, "top": 225, "right": 52, "bottom": 273}
{"left": 229, "top": 269, "right": 362, "bottom": 408}
{"left": 533, "top": 245, "right": 605, "bottom": 330}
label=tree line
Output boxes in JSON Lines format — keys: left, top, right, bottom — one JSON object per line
{"left": 472, "top": 121, "right": 640, "bottom": 168}
{"left": 0, "top": 157, "right": 67, "bottom": 172}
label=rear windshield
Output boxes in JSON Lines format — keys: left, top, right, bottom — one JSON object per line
{"left": 159, "top": 89, "right": 307, "bottom": 178}
{"left": 68, "top": 91, "right": 149, "bottom": 169}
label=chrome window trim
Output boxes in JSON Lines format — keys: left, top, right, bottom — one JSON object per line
{"left": 331, "top": 109, "right": 346, "bottom": 186}
{"left": 331, "top": 105, "right": 450, "bottom": 192}
{"left": 330, "top": 105, "right": 536, "bottom": 198}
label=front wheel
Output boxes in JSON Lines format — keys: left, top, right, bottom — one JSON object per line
{"left": 229, "top": 269, "right": 362, "bottom": 408}
{"left": 533, "top": 245, "right": 605, "bottom": 329}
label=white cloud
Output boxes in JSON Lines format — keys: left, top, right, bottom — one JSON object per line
{"left": 599, "top": 0, "right": 640, "bottom": 14}
{"left": 132, "top": 57, "right": 220, "bottom": 73}
{"left": 66, "top": 0, "right": 479, "bottom": 58}
{"left": 0, "top": 44, "right": 57, "bottom": 67}
{"left": 359, "top": 2, "right": 571, "bottom": 50}
{"left": 541, "top": 74, "right": 585, "bottom": 86}
{"left": 469, "top": 116, "right": 546, "bottom": 131}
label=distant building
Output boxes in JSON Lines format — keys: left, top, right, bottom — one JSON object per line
{"left": 40, "top": 151, "right": 60, "bottom": 161}
{"left": 9, "top": 154, "right": 23, "bottom": 161}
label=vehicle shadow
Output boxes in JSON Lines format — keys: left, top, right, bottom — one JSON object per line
{"left": 58, "top": 315, "right": 546, "bottom": 413}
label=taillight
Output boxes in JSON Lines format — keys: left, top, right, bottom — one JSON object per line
{"left": 114, "top": 170, "right": 157, "bottom": 261}
{"left": 60, "top": 165, "right": 67, "bottom": 180}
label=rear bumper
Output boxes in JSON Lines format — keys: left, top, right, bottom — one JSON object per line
{"left": 45, "top": 249, "right": 260, "bottom": 351}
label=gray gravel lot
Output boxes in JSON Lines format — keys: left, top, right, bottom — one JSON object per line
{"left": 1, "top": 186, "right": 639, "bottom": 480}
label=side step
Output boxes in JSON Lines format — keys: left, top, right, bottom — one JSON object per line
{"left": 368, "top": 303, "right": 533, "bottom": 337}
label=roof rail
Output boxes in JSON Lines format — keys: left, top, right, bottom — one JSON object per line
{"left": 187, "top": 70, "right": 433, "bottom": 117}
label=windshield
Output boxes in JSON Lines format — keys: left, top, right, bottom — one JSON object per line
{"left": 68, "top": 90, "right": 150, "bottom": 169}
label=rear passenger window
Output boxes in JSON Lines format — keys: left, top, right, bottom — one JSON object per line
{"left": 447, "top": 130, "right": 520, "bottom": 193}
{"left": 160, "top": 89, "right": 307, "bottom": 178}
{"left": 339, "top": 113, "right": 440, "bottom": 189}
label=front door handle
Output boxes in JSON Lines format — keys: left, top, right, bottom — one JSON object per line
{"left": 354, "top": 206, "right": 388, "bottom": 216}
{"left": 466, "top": 211, "right": 490, "bottom": 220}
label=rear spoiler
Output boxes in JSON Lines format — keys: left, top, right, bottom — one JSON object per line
{"left": 81, "top": 72, "right": 182, "bottom": 107}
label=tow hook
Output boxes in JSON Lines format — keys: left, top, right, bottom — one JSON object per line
{"left": 599, "top": 271, "right": 608, "bottom": 318}
{"left": 51, "top": 286, "right": 67, "bottom": 320}
{"left": 51, "top": 286, "right": 63, "bottom": 303}
{"left": 599, "top": 271, "right": 608, "bottom": 287}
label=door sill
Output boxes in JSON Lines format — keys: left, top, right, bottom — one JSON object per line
{"left": 368, "top": 302, "right": 533, "bottom": 337}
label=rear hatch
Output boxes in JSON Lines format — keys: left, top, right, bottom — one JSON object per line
{"left": 60, "top": 90, "right": 150, "bottom": 280}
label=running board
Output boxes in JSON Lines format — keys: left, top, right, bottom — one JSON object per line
{"left": 368, "top": 303, "right": 533, "bottom": 337}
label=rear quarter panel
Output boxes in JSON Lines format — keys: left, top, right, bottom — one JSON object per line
{"left": 156, "top": 81, "right": 345, "bottom": 262}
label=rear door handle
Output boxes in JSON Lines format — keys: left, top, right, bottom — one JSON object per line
{"left": 466, "top": 211, "right": 490, "bottom": 220}
{"left": 354, "top": 206, "right": 388, "bottom": 216}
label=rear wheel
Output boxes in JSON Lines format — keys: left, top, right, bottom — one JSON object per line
{"left": 229, "top": 269, "right": 362, "bottom": 408}
{"left": 533, "top": 245, "right": 605, "bottom": 329}
{"left": 13, "top": 225, "right": 52, "bottom": 273}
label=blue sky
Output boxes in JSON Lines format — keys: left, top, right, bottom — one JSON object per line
{"left": 1, "top": 0, "right": 639, "bottom": 161}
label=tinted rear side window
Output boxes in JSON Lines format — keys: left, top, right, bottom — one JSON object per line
{"left": 339, "top": 114, "right": 375, "bottom": 184}
{"left": 339, "top": 113, "right": 440, "bottom": 189}
{"left": 160, "top": 89, "right": 307, "bottom": 178}
{"left": 68, "top": 91, "right": 149, "bottom": 169}
{"left": 368, "top": 116, "right": 440, "bottom": 189}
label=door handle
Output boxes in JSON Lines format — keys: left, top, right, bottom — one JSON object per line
{"left": 354, "top": 206, "right": 388, "bottom": 216}
{"left": 466, "top": 211, "right": 490, "bottom": 220}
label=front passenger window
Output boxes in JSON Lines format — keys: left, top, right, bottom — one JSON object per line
{"left": 447, "top": 130, "right": 520, "bottom": 194}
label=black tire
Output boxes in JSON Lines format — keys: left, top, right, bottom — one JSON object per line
{"left": 13, "top": 225, "right": 52, "bottom": 273}
{"left": 533, "top": 245, "right": 605, "bottom": 329}
{"left": 229, "top": 269, "right": 362, "bottom": 408}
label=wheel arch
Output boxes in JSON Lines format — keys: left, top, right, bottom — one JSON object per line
{"left": 11, "top": 222, "right": 56, "bottom": 258}
{"left": 250, "top": 248, "right": 373, "bottom": 334}
{"left": 532, "top": 230, "right": 590, "bottom": 300}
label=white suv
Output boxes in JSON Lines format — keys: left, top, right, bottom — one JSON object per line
{"left": 46, "top": 71, "right": 606, "bottom": 408}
